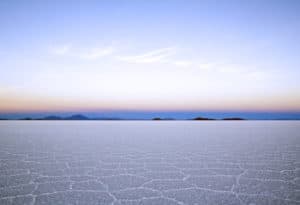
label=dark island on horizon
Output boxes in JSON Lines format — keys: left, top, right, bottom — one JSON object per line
{"left": 0, "top": 114, "right": 248, "bottom": 121}
{"left": 0, "top": 114, "right": 251, "bottom": 121}
{"left": 1, "top": 114, "right": 300, "bottom": 121}
{"left": 18, "top": 114, "right": 122, "bottom": 121}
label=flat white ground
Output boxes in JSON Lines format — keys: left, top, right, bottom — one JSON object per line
{"left": 0, "top": 121, "right": 299, "bottom": 205}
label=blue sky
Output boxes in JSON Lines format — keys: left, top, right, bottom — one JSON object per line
{"left": 0, "top": 0, "right": 300, "bottom": 115}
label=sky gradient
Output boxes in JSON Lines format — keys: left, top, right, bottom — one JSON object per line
{"left": 1, "top": 0, "right": 300, "bottom": 116}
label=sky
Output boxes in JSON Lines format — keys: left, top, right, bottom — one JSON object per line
{"left": 0, "top": 0, "right": 300, "bottom": 118}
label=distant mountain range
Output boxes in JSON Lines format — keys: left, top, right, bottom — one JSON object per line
{"left": 1, "top": 113, "right": 299, "bottom": 120}
{"left": 16, "top": 114, "right": 122, "bottom": 121}
{"left": 0, "top": 114, "right": 246, "bottom": 121}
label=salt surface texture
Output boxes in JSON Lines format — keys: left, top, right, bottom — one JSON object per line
{"left": 0, "top": 121, "right": 299, "bottom": 205}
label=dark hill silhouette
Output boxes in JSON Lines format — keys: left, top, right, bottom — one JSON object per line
{"left": 1, "top": 114, "right": 250, "bottom": 121}
{"left": 64, "top": 114, "right": 89, "bottom": 120}
{"left": 38, "top": 116, "right": 63, "bottom": 120}
{"left": 22, "top": 114, "right": 122, "bottom": 120}
{"left": 20, "top": 117, "right": 33, "bottom": 120}
{"left": 193, "top": 117, "right": 215, "bottom": 120}
{"left": 222, "top": 117, "right": 245, "bottom": 120}
{"left": 152, "top": 117, "right": 175, "bottom": 120}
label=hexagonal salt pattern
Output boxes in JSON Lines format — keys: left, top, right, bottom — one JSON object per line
{"left": 0, "top": 121, "right": 299, "bottom": 205}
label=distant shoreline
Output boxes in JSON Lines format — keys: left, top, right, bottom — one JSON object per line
{"left": 0, "top": 114, "right": 300, "bottom": 121}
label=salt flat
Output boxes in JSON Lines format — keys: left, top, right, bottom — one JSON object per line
{"left": 0, "top": 121, "right": 299, "bottom": 205}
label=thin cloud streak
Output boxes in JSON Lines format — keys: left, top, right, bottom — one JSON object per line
{"left": 48, "top": 44, "right": 267, "bottom": 80}
{"left": 117, "top": 47, "right": 177, "bottom": 64}
{"left": 50, "top": 44, "right": 115, "bottom": 60}
{"left": 116, "top": 46, "right": 219, "bottom": 71}
{"left": 50, "top": 44, "right": 218, "bottom": 71}
{"left": 79, "top": 46, "right": 115, "bottom": 60}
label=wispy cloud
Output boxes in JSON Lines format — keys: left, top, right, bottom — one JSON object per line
{"left": 51, "top": 44, "right": 253, "bottom": 75}
{"left": 50, "top": 44, "right": 71, "bottom": 55}
{"left": 79, "top": 46, "right": 115, "bottom": 60}
{"left": 116, "top": 46, "right": 221, "bottom": 72}
{"left": 50, "top": 44, "right": 114, "bottom": 60}
{"left": 117, "top": 47, "right": 177, "bottom": 64}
